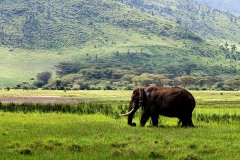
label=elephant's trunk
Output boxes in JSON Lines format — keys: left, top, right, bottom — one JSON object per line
{"left": 127, "top": 110, "right": 137, "bottom": 126}
{"left": 127, "top": 105, "right": 138, "bottom": 126}
{"left": 121, "top": 87, "right": 144, "bottom": 127}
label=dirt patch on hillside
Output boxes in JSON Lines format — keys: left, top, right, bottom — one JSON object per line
{"left": 0, "top": 96, "right": 83, "bottom": 104}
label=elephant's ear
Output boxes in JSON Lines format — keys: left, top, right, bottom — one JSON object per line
{"left": 139, "top": 87, "right": 148, "bottom": 97}
{"left": 132, "top": 88, "right": 140, "bottom": 99}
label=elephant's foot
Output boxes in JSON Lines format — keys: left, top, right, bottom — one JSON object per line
{"left": 128, "top": 122, "right": 136, "bottom": 127}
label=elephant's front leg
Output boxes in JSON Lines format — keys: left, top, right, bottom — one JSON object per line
{"left": 140, "top": 111, "right": 151, "bottom": 127}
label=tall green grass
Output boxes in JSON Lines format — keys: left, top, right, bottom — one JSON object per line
{"left": 0, "top": 101, "right": 128, "bottom": 117}
{"left": 1, "top": 101, "right": 240, "bottom": 124}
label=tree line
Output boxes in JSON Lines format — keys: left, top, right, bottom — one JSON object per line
{"left": 4, "top": 62, "right": 238, "bottom": 91}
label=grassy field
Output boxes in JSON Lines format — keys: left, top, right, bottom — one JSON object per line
{"left": 0, "top": 47, "right": 77, "bottom": 87}
{"left": 0, "top": 90, "right": 240, "bottom": 159}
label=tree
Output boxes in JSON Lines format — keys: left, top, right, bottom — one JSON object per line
{"left": 21, "top": 82, "right": 31, "bottom": 90}
{"left": 75, "top": 80, "right": 90, "bottom": 90}
{"left": 5, "top": 87, "right": 10, "bottom": 91}
{"left": 160, "top": 78, "right": 173, "bottom": 87}
{"left": 231, "top": 44, "right": 237, "bottom": 53}
{"left": 225, "top": 42, "right": 229, "bottom": 50}
{"left": 55, "top": 62, "right": 81, "bottom": 77}
{"left": 205, "top": 76, "right": 217, "bottom": 90}
{"left": 33, "top": 80, "right": 45, "bottom": 88}
{"left": 165, "top": 65, "right": 184, "bottom": 76}
{"left": 177, "top": 76, "right": 196, "bottom": 88}
{"left": 227, "top": 78, "right": 240, "bottom": 90}
{"left": 37, "top": 71, "right": 52, "bottom": 84}
{"left": 133, "top": 75, "right": 154, "bottom": 87}
{"left": 183, "top": 63, "right": 197, "bottom": 75}
{"left": 132, "top": 73, "right": 165, "bottom": 87}
{"left": 121, "top": 74, "right": 135, "bottom": 83}
{"left": 173, "top": 78, "right": 180, "bottom": 87}
{"left": 196, "top": 77, "right": 208, "bottom": 88}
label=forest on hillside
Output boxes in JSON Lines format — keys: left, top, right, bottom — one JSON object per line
{"left": 122, "top": 0, "right": 240, "bottom": 42}
{"left": 195, "top": 0, "right": 240, "bottom": 16}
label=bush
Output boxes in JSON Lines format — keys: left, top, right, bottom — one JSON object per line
{"left": 79, "top": 83, "right": 90, "bottom": 90}
{"left": 104, "top": 85, "right": 114, "bottom": 90}
{"left": 71, "top": 85, "right": 80, "bottom": 90}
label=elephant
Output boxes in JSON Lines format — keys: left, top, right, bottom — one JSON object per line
{"left": 120, "top": 86, "right": 196, "bottom": 127}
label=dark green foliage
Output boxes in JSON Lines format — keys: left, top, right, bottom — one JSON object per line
{"left": 111, "top": 143, "right": 127, "bottom": 148}
{"left": 37, "top": 71, "right": 52, "bottom": 84}
{"left": 33, "top": 80, "right": 45, "bottom": 88}
{"left": 180, "top": 154, "right": 202, "bottom": 160}
{"left": 19, "top": 148, "right": 32, "bottom": 155}
{"left": 227, "top": 78, "right": 240, "bottom": 90}
{"left": 14, "top": 82, "right": 37, "bottom": 90}
{"left": 149, "top": 152, "right": 165, "bottom": 159}
{"left": 68, "top": 144, "right": 82, "bottom": 152}
{"left": 196, "top": 113, "right": 240, "bottom": 123}
{"left": 55, "top": 62, "right": 81, "bottom": 77}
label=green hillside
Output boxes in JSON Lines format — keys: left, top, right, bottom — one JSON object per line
{"left": 122, "top": 0, "right": 240, "bottom": 43}
{"left": 0, "top": 0, "right": 201, "bottom": 49}
{"left": 0, "top": 0, "right": 239, "bottom": 89}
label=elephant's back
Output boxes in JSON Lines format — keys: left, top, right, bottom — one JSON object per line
{"left": 146, "top": 87, "right": 195, "bottom": 110}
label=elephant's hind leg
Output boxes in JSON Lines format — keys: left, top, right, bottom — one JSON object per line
{"left": 180, "top": 115, "right": 194, "bottom": 127}
{"left": 151, "top": 114, "right": 159, "bottom": 127}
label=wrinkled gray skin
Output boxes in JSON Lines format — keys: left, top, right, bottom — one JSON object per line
{"left": 125, "top": 86, "right": 196, "bottom": 127}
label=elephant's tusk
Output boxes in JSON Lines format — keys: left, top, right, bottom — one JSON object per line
{"left": 119, "top": 108, "right": 135, "bottom": 116}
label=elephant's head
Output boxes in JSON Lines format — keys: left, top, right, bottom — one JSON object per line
{"left": 120, "top": 87, "right": 145, "bottom": 126}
